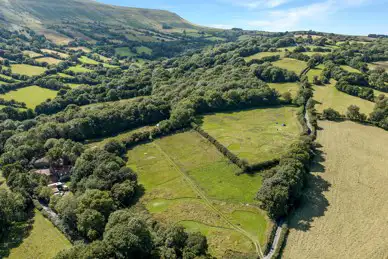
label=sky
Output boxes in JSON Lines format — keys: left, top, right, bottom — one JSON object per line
{"left": 98, "top": 0, "right": 388, "bottom": 35}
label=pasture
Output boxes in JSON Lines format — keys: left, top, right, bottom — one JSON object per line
{"left": 284, "top": 120, "right": 388, "bottom": 259}
{"left": 78, "top": 56, "right": 99, "bottom": 65}
{"left": 244, "top": 51, "right": 284, "bottom": 62}
{"left": 36, "top": 57, "right": 62, "bottom": 65}
{"left": 1, "top": 85, "right": 58, "bottom": 108}
{"left": 136, "top": 46, "right": 152, "bottom": 55}
{"left": 306, "top": 64, "right": 325, "bottom": 83}
{"left": 10, "top": 64, "right": 47, "bottom": 76}
{"left": 115, "top": 47, "right": 136, "bottom": 57}
{"left": 22, "top": 50, "right": 43, "bottom": 58}
{"left": 340, "top": 65, "right": 361, "bottom": 73}
{"left": 199, "top": 106, "right": 302, "bottom": 164}
{"left": 126, "top": 131, "right": 271, "bottom": 257}
{"left": 67, "top": 46, "right": 91, "bottom": 53}
{"left": 268, "top": 82, "right": 299, "bottom": 98}
{"left": 41, "top": 49, "right": 69, "bottom": 59}
{"left": 313, "top": 81, "right": 375, "bottom": 115}
{"left": 368, "top": 61, "right": 388, "bottom": 71}
{"left": 272, "top": 58, "right": 307, "bottom": 74}
{"left": 5, "top": 210, "right": 71, "bottom": 259}
{"left": 66, "top": 65, "right": 92, "bottom": 73}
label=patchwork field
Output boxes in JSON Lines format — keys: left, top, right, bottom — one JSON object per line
{"left": 313, "top": 81, "right": 375, "bottom": 114}
{"left": 5, "top": 210, "right": 71, "bottom": 259}
{"left": 1, "top": 85, "right": 58, "bottom": 108}
{"left": 66, "top": 65, "right": 92, "bottom": 73}
{"left": 67, "top": 46, "right": 91, "bottom": 53}
{"left": 10, "top": 64, "right": 47, "bottom": 76}
{"left": 272, "top": 58, "right": 307, "bottom": 74}
{"left": 115, "top": 47, "right": 136, "bottom": 57}
{"left": 136, "top": 46, "right": 152, "bottom": 55}
{"left": 340, "top": 65, "right": 360, "bottom": 73}
{"left": 78, "top": 56, "right": 99, "bottom": 65}
{"left": 36, "top": 57, "right": 62, "bottom": 65}
{"left": 268, "top": 82, "right": 299, "bottom": 98}
{"left": 41, "top": 49, "right": 69, "bottom": 59}
{"left": 368, "top": 61, "right": 388, "bottom": 71}
{"left": 244, "top": 51, "right": 284, "bottom": 62}
{"left": 22, "top": 50, "right": 43, "bottom": 58}
{"left": 126, "top": 131, "right": 271, "bottom": 257}
{"left": 306, "top": 64, "right": 325, "bottom": 83}
{"left": 284, "top": 120, "right": 388, "bottom": 259}
{"left": 199, "top": 107, "right": 302, "bottom": 164}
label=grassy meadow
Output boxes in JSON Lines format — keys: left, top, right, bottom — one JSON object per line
{"left": 340, "top": 65, "right": 361, "bottom": 73}
{"left": 10, "top": 64, "right": 47, "bottom": 76}
{"left": 1, "top": 85, "right": 57, "bottom": 108}
{"left": 5, "top": 210, "right": 71, "bottom": 259}
{"left": 78, "top": 56, "right": 99, "bottom": 65}
{"left": 284, "top": 120, "right": 388, "bottom": 259}
{"left": 268, "top": 82, "right": 299, "bottom": 98}
{"left": 36, "top": 57, "right": 63, "bottom": 65}
{"left": 22, "top": 50, "right": 43, "bottom": 58}
{"left": 41, "top": 49, "right": 69, "bottom": 59}
{"left": 66, "top": 65, "right": 92, "bottom": 74}
{"left": 244, "top": 51, "right": 284, "bottom": 62}
{"left": 199, "top": 106, "right": 302, "bottom": 164}
{"left": 313, "top": 81, "right": 375, "bottom": 115}
{"left": 272, "top": 58, "right": 307, "bottom": 74}
{"left": 67, "top": 46, "right": 91, "bottom": 53}
{"left": 136, "top": 46, "right": 152, "bottom": 55}
{"left": 126, "top": 131, "right": 271, "bottom": 257}
{"left": 115, "top": 47, "right": 136, "bottom": 57}
{"left": 306, "top": 64, "right": 325, "bottom": 83}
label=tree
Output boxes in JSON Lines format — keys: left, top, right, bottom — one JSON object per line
{"left": 281, "top": 92, "right": 292, "bottom": 103}
{"left": 346, "top": 105, "right": 366, "bottom": 121}
{"left": 322, "top": 108, "right": 341, "bottom": 120}
{"left": 111, "top": 180, "right": 136, "bottom": 207}
{"left": 77, "top": 209, "right": 105, "bottom": 240}
{"left": 0, "top": 190, "right": 26, "bottom": 238}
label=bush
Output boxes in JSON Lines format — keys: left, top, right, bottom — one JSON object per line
{"left": 322, "top": 108, "right": 342, "bottom": 121}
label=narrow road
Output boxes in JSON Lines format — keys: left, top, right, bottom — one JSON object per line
{"left": 264, "top": 101, "right": 314, "bottom": 259}
{"left": 152, "top": 142, "right": 264, "bottom": 258}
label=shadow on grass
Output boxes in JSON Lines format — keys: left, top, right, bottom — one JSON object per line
{"left": 310, "top": 148, "right": 326, "bottom": 173}
{"left": 0, "top": 210, "right": 35, "bottom": 258}
{"left": 289, "top": 174, "right": 331, "bottom": 232}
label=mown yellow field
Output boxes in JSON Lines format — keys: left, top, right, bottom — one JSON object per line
{"left": 284, "top": 120, "right": 388, "bottom": 259}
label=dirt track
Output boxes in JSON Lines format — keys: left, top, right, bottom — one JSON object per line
{"left": 283, "top": 120, "right": 388, "bottom": 259}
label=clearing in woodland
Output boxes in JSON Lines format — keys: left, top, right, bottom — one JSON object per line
{"left": 199, "top": 107, "right": 302, "bottom": 164}
{"left": 272, "top": 58, "right": 307, "bottom": 74}
{"left": 284, "top": 120, "right": 388, "bottom": 259}
{"left": 126, "top": 131, "right": 271, "bottom": 258}
{"left": 0, "top": 85, "right": 58, "bottom": 108}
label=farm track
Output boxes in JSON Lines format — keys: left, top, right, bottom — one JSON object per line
{"left": 152, "top": 142, "right": 264, "bottom": 258}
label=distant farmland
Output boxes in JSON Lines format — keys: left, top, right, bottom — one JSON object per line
{"left": 284, "top": 121, "right": 388, "bottom": 259}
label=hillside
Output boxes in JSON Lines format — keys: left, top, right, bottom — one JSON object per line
{"left": 0, "top": 0, "right": 201, "bottom": 43}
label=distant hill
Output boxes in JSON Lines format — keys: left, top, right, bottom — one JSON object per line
{"left": 0, "top": 0, "right": 201, "bottom": 44}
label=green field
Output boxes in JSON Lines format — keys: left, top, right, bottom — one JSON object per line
{"left": 22, "top": 50, "right": 43, "bottom": 58}
{"left": 78, "top": 56, "right": 99, "bottom": 65}
{"left": 268, "top": 82, "right": 299, "bottom": 98}
{"left": 5, "top": 210, "right": 71, "bottom": 259}
{"left": 136, "top": 46, "right": 152, "bottom": 55}
{"left": 36, "top": 57, "right": 63, "bottom": 65}
{"left": 66, "top": 65, "right": 92, "bottom": 73}
{"left": 307, "top": 64, "right": 325, "bottom": 83}
{"left": 244, "top": 51, "right": 284, "bottom": 62}
{"left": 10, "top": 64, "right": 47, "bottom": 76}
{"left": 368, "top": 61, "right": 388, "bottom": 71}
{"left": 272, "top": 58, "right": 307, "bottom": 74}
{"left": 1, "top": 85, "right": 57, "bottom": 108}
{"left": 115, "top": 47, "right": 136, "bottom": 57}
{"left": 340, "top": 65, "right": 361, "bottom": 73}
{"left": 41, "top": 49, "right": 69, "bottom": 59}
{"left": 199, "top": 107, "right": 301, "bottom": 164}
{"left": 313, "top": 80, "right": 375, "bottom": 115}
{"left": 126, "top": 131, "right": 271, "bottom": 257}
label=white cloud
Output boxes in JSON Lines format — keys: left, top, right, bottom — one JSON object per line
{"left": 222, "top": 0, "right": 292, "bottom": 9}
{"left": 245, "top": 0, "right": 371, "bottom": 31}
{"left": 209, "top": 24, "right": 234, "bottom": 29}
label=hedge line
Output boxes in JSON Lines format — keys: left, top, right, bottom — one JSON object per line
{"left": 191, "top": 122, "right": 248, "bottom": 172}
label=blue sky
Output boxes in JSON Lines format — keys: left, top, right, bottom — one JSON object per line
{"left": 98, "top": 0, "right": 388, "bottom": 35}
